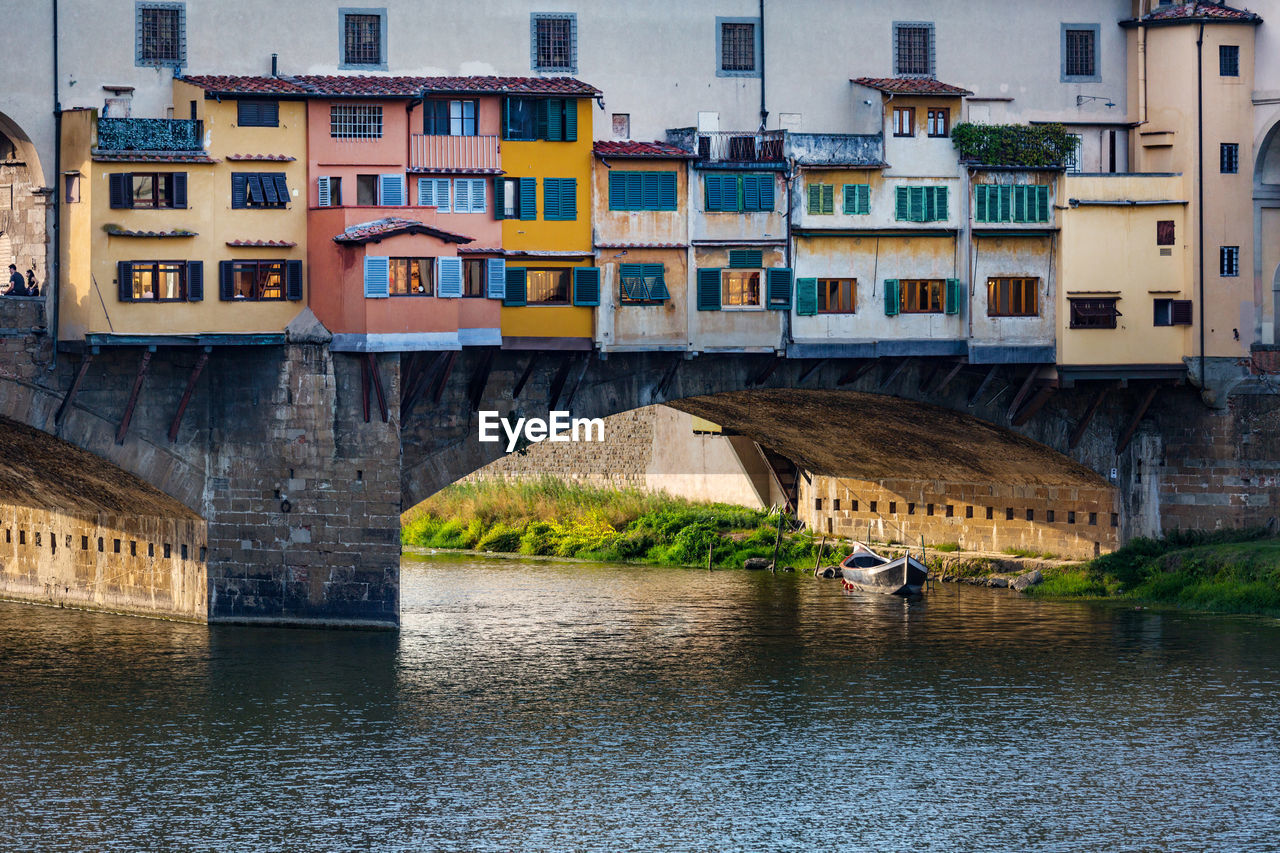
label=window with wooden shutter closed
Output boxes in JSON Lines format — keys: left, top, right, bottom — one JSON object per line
{"left": 944, "top": 278, "right": 962, "bottom": 315}
{"left": 109, "top": 173, "right": 132, "bottom": 209}
{"left": 493, "top": 176, "right": 505, "bottom": 220}
{"left": 766, "top": 268, "right": 793, "bottom": 309}
{"left": 286, "top": 259, "right": 303, "bottom": 301}
{"left": 317, "top": 176, "right": 332, "bottom": 207}
{"left": 729, "top": 249, "right": 763, "bottom": 269}
{"left": 696, "top": 268, "right": 722, "bottom": 310}
{"left": 1171, "top": 299, "right": 1193, "bottom": 325}
{"left": 486, "top": 258, "right": 506, "bottom": 299}
{"left": 795, "top": 277, "right": 819, "bottom": 316}
{"left": 379, "top": 174, "right": 405, "bottom": 206}
{"left": 519, "top": 177, "right": 537, "bottom": 220}
{"left": 437, "top": 257, "right": 463, "bottom": 297}
{"left": 364, "top": 256, "right": 390, "bottom": 298}
{"left": 843, "top": 184, "right": 870, "bottom": 215}
{"left": 504, "top": 267, "right": 527, "bottom": 306}
{"left": 172, "top": 173, "right": 188, "bottom": 209}
{"left": 186, "top": 261, "right": 203, "bottom": 301}
{"left": 231, "top": 174, "right": 247, "bottom": 209}
{"left": 572, "top": 267, "right": 600, "bottom": 305}
{"left": 117, "top": 261, "right": 133, "bottom": 301}
{"left": 218, "top": 261, "right": 234, "bottom": 300}
{"left": 454, "top": 180, "right": 471, "bottom": 214}
{"left": 883, "top": 279, "right": 900, "bottom": 315}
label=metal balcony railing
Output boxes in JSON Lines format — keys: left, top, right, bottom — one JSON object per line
{"left": 695, "top": 130, "right": 785, "bottom": 164}
{"left": 96, "top": 118, "right": 203, "bottom": 151}
{"left": 409, "top": 134, "right": 501, "bottom": 173}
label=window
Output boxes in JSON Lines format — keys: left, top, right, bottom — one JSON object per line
{"left": 502, "top": 97, "right": 577, "bottom": 141}
{"left": 899, "top": 280, "right": 944, "bottom": 313}
{"left": 532, "top": 13, "right": 576, "bottom": 72}
{"left": 1220, "top": 44, "right": 1239, "bottom": 77}
{"left": 317, "top": 176, "right": 343, "bottom": 207}
{"left": 136, "top": 2, "right": 185, "bottom": 67}
{"left": 498, "top": 176, "right": 538, "bottom": 220}
{"left": 463, "top": 259, "right": 485, "bottom": 297}
{"left": 237, "top": 100, "right": 279, "bottom": 127}
{"left": 974, "top": 185, "right": 1050, "bottom": 224}
{"left": 1064, "top": 133, "right": 1083, "bottom": 173}
{"left": 722, "top": 270, "right": 762, "bottom": 309}
{"left": 894, "top": 185, "right": 948, "bottom": 222}
{"left": 843, "top": 184, "right": 871, "bottom": 215}
{"left": 543, "top": 178, "right": 577, "bottom": 220}
{"left": 387, "top": 258, "right": 434, "bottom": 296}
{"left": 818, "top": 279, "right": 855, "bottom": 313}
{"left": 526, "top": 268, "right": 571, "bottom": 304}
{"left": 108, "top": 172, "right": 186, "bottom": 209}
{"left": 619, "top": 264, "right": 670, "bottom": 304}
{"left": 704, "top": 173, "right": 774, "bottom": 212}
{"left": 1062, "top": 25, "right": 1099, "bottom": 80}
{"left": 894, "top": 22, "right": 934, "bottom": 76}
{"left": 1221, "top": 143, "right": 1239, "bottom": 174}
{"left": 609, "top": 171, "right": 678, "bottom": 211}
{"left": 231, "top": 173, "right": 290, "bottom": 209}
{"left": 341, "top": 9, "right": 386, "bottom": 69}
{"left": 927, "top": 108, "right": 949, "bottom": 138}
{"left": 807, "top": 183, "right": 835, "bottom": 215}
{"left": 1157, "top": 220, "right": 1176, "bottom": 246}
{"left": 330, "top": 104, "right": 383, "bottom": 139}
{"left": 893, "top": 107, "right": 915, "bottom": 137}
{"left": 129, "top": 261, "right": 187, "bottom": 301}
{"left": 229, "top": 261, "right": 287, "bottom": 300}
{"left": 717, "top": 18, "right": 760, "bottom": 76}
{"left": 357, "top": 174, "right": 379, "bottom": 206}
{"left": 1153, "top": 298, "right": 1193, "bottom": 327}
{"left": 1069, "top": 297, "right": 1120, "bottom": 329}
{"left": 423, "top": 100, "right": 477, "bottom": 136}
{"left": 452, "top": 178, "right": 487, "bottom": 214}
{"left": 131, "top": 173, "right": 177, "bottom": 208}
{"left": 987, "top": 277, "right": 1039, "bottom": 317}
{"left": 1221, "top": 246, "right": 1240, "bottom": 277}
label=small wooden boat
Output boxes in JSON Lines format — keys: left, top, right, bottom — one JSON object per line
{"left": 839, "top": 542, "right": 928, "bottom": 597}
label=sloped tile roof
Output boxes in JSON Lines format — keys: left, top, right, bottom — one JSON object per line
{"left": 333, "top": 217, "right": 473, "bottom": 245}
{"left": 104, "top": 227, "right": 198, "bottom": 238}
{"left": 851, "top": 77, "right": 974, "bottom": 96}
{"left": 593, "top": 141, "right": 695, "bottom": 159}
{"left": 594, "top": 242, "right": 689, "bottom": 249}
{"left": 225, "top": 153, "right": 297, "bottom": 161}
{"left": 1133, "top": 1, "right": 1260, "bottom": 23}
{"left": 182, "top": 74, "right": 600, "bottom": 98}
{"left": 226, "top": 239, "right": 297, "bottom": 247}
{"left": 92, "top": 151, "right": 217, "bottom": 163}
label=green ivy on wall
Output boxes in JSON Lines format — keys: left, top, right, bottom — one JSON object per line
{"left": 950, "top": 123, "right": 1078, "bottom": 168}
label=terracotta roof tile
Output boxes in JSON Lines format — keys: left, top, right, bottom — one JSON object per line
{"left": 457, "top": 247, "right": 504, "bottom": 254}
{"left": 225, "top": 153, "right": 297, "bottom": 161}
{"left": 104, "top": 227, "right": 198, "bottom": 238}
{"left": 333, "top": 217, "right": 473, "bottom": 245}
{"left": 226, "top": 239, "right": 297, "bottom": 248}
{"left": 593, "top": 141, "right": 695, "bottom": 159}
{"left": 92, "top": 151, "right": 217, "bottom": 163}
{"left": 1136, "top": 2, "right": 1260, "bottom": 23}
{"left": 594, "top": 242, "right": 689, "bottom": 249}
{"left": 182, "top": 74, "right": 600, "bottom": 98}
{"left": 851, "top": 77, "right": 974, "bottom": 97}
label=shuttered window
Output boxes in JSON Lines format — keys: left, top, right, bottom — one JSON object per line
{"left": 619, "top": 264, "right": 670, "bottom": 303}
{"left": 807, "top": 183, "right": 835, "bottom": 215}
{"left": 1153, "top": 298, "right": 1193, "bottom": 327}
{"left": 233, "top": 172, "right": 290, "bottom": 209}
{"left": 843, "top": 184, "right": 871, "bottom": 215}
{"left": 219, "top": 259, "right": 290, "bottom": 301}
{"left": 502, "top": 97, "right": 577, "bottom": 141}
{"left": 766, "top": 268, "right": 793, "bottom": 309}
{"left": 705, "top": 173, "right": 774, "bottom": 212}
{"left": 237, "top": 100, "right": 279, "bottom": 127}
{"left": 728, "top": 249, "right": 763, "bottom": 269}
{"left": 436, "top": 257, "right": 464, "bottom": 298}
{"left": 453, "top": 178, "right": 487, "bottom": 214}
{"left": 1070, "top": 297, "right": 1120, "bottom": 329}
{"left": 974, "top": 185, "right": 1050, "bottom": 223}
{"left": 418, "top": 177, "right": 452, "bottom": 211}
{"left": 894, "top": 185, "right": 949, "bottom": 222}
{"left": 109, "top": 172, "right": 186, "bottom": 209}
{"left": 608, "top": 171, "right": 678, "bottom": 211}
{"left": 891, "top": 279, "right": 957, "bottom": 314}
{"left": 486, "top": 258, "right": 507, "bottom": 300}
{"left": 119, "top": 260, "right": 189, "bottom": 301}
{"left": 696, "top": 268, "right": 722, "bottom": 310}
{"left": 543, "top": 178, "right": 577, "bottom": 221}
{"left": 572, "top": 267, "right": 601, "bottom": 306}
{"left": 317, "top": 176, "right": 343, "bottom": 207}
{"left": 363, "top": 256, "right": 390, "bottom": 299}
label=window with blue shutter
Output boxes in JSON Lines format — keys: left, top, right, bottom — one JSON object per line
{"left": 172, "top": 173, "right": 187, "bottom": 209}
{"left": 454, "top": 180, "right": 471, "bottom": 215}
{"left": 883, "top": 279, "right": 900, "bottom": 316}
{"left": 843, "top": 184, "right": 870, "bottom": 215}
{"left": 504, "top": 267, "right": 528, "bottom": 306}
{"left": 564, "top": 99, "right": 577, "bottom": 141}
{"left": 364, "top": 256, "right": 390, "bottom": 298}
{"left": 437, "top": 257, "right": 464, "bottom": 298}
{"left": 728, "top": 249, "right": 763, "bottom": 269}
{"left": 109, "top": 173, "right": 132, "bottom": 209}
{"left": 795, "top": 277, "right": 818, "bottom": 316}
{"left": 540, "top": 178, "right": 575, "bottom": 221}
{"left": 286, "top": 259, "right": 303, "bottom": 301}
{"left": 766, "top": 268, "right": 793, "bottom": 309}
{"left": 572, "top": 267, "right": 601, "bottom": 305}
{"left": 418, "top": 177, "right": 451, "bottom": 211}
{"left": 379, "top": 174, "right": 405, "bottom": 206}
{"left": 486, "top": 258, "right": 507, "bottom": 299}
{"left": 452, "top": 178, "right": 486, "bottom": 213}
{"left": 895, "top": 186, "right": 948, "bottom": 222}
{"left": 234, "top": 172, "right": 290, "bottom": 208}
{"left": 317, "top": 176, "right": 332, "bottom": 207}
{"left": 218, "top": 261, "right": 234, "bottom": 300}
{"left": 186, "top": 261, "right": 203, "bottom": 301}
{"left": 705, "top": 174, "right": 739, "bottom": 212}
{"left": 519, "top": 177, "right": 537, "bottom": 221}
{"left": 697, "top": 268, "right": 723, "bottom": 310}
{"left": 619, "top": 263, "right": 669, "bottom": 303}
{"left": 945, "top": 278, "right": 962, "bottom": 315}
{"left": 746, "top": 174, "right": 774, "bottom": 211}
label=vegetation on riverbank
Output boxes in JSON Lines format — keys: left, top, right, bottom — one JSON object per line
{"left": 1029, "top": 528, "right": 1280, "bottom": 614}
{"left": 402, "top": 478, "right": 838, "bottom": 569}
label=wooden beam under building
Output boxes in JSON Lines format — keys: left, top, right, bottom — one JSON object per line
{"left": 115, "top": 349, "right": 153, "bottom": 445}
{"left": 167, "top": 348, "right": 210, "bottom": 442}
{"left": 1116, "top": 385, "right": 1161, "bottom": 453}
{"left": 1068, "top": 383, "right": 1117, "bottom": 449}
{"left": 55, "top": 353, "right": 94, "bottom": 425}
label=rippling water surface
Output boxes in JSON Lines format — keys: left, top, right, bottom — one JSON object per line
{"left": 2, "top": 555, "right": 1279, "bottom": 851}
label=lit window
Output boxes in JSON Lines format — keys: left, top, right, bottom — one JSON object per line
{"left": 721, "top": 270, "right": 762, "bottom": 308}
{"left": 388, "top": 258, "right": 434, "bottom": 296}
{"left": 899, "top": 279, "right": 944, "bottom": 314}
{"left": 987, "top": 277, "right": 1039, "bottom": 317}
{"left": 526, "top": 268, "right": 570, "bottom": 304}
{"left": 231, "top": 260, "right": 287, "bottom": 301}
{"left": 130, "top": 261, "right": 187, "bottom": 301}
{"left": 818, "top": 278, "right": 855, "bottom": 313}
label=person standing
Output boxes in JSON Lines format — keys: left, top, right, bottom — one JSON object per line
{"left": 25, "top": 269, "right": 37, "bottom": 296}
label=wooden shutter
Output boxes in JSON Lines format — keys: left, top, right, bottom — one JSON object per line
{"left": 945, "top": 278, "right": 962, "bottom": 315}
{"left": 109, "top": 173, "right": 131, "bottom": 209}
{"left": 186, "top": 261, "right": 203, "bottom": 301}
{"left": 743, "top": 175, "right": 761, "bottom": 211}
{"left": 493, "top": 176, "right": 505, "bottom": 220}
{"left": 468, "top": 178, "right": 486, "bottom": 214}
{"left": 844, "top": 184, "right": 869, "bottom": 215}
{"left": 696, "top": 268, "right": 722, "bottom": 311}
{"left": 796, "top": 277, "right": 818, "bottom": 316}
{"left": 273, "top": 174, "right": 289, "bottom": 204}
{"left": 379, "top": 174, "right": 405, "bottom": 206}
{"left": 437, "top": 257, "right": 463, "bottom": 297}
{"left": 559, "top": 179, "right": 576, "bottom": 220}
{"left": 518, "top": 177, "right": 537, "bottom": 220}
{"left": 883, "top": 279, "right": 900, "bottom": 316}
{"left": 820, "top": 184, "right": 834, "bottom": 215}
{"left": 932, "top": 186, "right": 948, "bottom": 221}
{"left": 172, "top": 173, "right": 188, "bottom": 209}
{"left": 758, "top": 175, "right": 775, "bottom": 211}
{"left": 658, "top": 172, "right": 677, "bottom": 210}
{"left": 766, "top": 268, "right": 793, "bottom": 309}
{"left": 608, "top": 171, "right": 628, "bottom": 210}
{"left": 572, "top": 267, "right": 601, "bottom": 306}
{"left": 231, "top": 173, "right": 247, "bottom": 209}
{"left": 1171, "top": 299, "right": 1193, "bottom": 325}
{"left": 619, "top": 263, "right": 644, "bottom": 301}
{"left": 1035, "top": 185, "right": 1050, "bottom": 222}
{"left": 546, "top": 98, "right": 563, "bottom": 141}
{"left": 285, "top": 259, "right": 303, "bottom": 301}
{"left": 729, "top": 249, "right": 762, "bottom": 269}
{"left": 1012, "top": 186, "right": 1027, "bottom": 223}
{"left": 219, "top": 260, "right": 234, "bottom": 300}
{"left": 563, "top": 99, "right": 577, "bottom": 141}
{"left": 895, "top": 186, "right": 910, "bottom": 220}
{"left": 640, "top": 173, "right": 659, "bottom": 210}
{"left": 363, "top": 256, "right": 390, "bottom": 298}
{"left": 416, "top": 177, "right": 432, "bottom": 207}
{"left": 454, "top": 179, "right": 471, "bottom": 214}
{"left": 503, "top": 267, "right": 527, "bottom": 306}
{"left": 975, "top": 185, "right": 990, "bottom": 223}
{"left": 117, "top": 261, "right": 132, "bottom": 301}
{"left": 705, "top": 174, "right": 724, "bottom": 211}
{"left": 543, "top": 178, "right": 560, "bottom": 221}
{"left": 807, "top": 183, "right": 823, "bottom": 215}
{"left": 318, "top": 176, "right": 332, "bottom": 207}
{"left": 645, "top": 263, "right": 669, "bottom": 300}
{"left": 434, "top": 178, "right": 451, "bottom": 212}
{"left": 535, "top": 99, "right": 550, "bottom": 140}
{"left": 997, "top": 185, "right": 1012, "bottom": 222}
{"left": 486, "top": 258, "right": 507, "bottom": 299}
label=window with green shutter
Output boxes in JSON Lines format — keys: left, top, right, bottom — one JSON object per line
{"left": 766, "top": 268, "right": 793, "bottom": 309}
{"left": 894, "top": 186, "right": 949, "bottom": 222}
{"left": 795, "top": 277, "right": 819, "bottom": 316}
{"left": 518, "top": 177, "right": 537, "bottom": 221}
{"left": 843, "top": 184, "right": 871, "bottom": 215}
{"left": 609, "top": 171, "right": 678, "bottom": 211}
{"left": 883, "top": 279, "right": 900, "bottom": 316}
{"left": 697, "top": 268, "right": 723, "bottom": 310}
{"left": 619, "top": 263, "right": 669, "bottom": 303}
{"left": 704, "top": 174, "right": 739, "bottom": 212}
{"left": 975, "top": 184, "right": 1050, "bottom": 223}
{"left": 503, "top": 267, "right": 528, "bottom": 306}
{"left": 807, "top": 183, "right": 834, "bottom": 215}
{"left": 572, "top": 266, "right": 600, "bottom": 305}
{"left": 543, "top": 178, "right": 577, "bottom": 221}
{"left": 945, "top": 278, "right": 962, "bottom": 315}
{"left": 728, "top": 249, "right": 763, "bottom": 269}
{"left": 705, "top": 173, "right": 773, "bottom": 213}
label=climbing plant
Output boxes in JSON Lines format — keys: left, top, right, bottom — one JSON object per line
{"left": 950, "top": 123, "right": 1078, "bottom": 168}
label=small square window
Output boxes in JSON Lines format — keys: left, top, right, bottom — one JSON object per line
{"left": 966, "top": 506, "right": 974, "bottom": 519}
{"left": 908, "top": 502, "right": 916, "bottom": 515}
{"left": 341, "top": 9, "right": 386, "bottom": 69}
{"left": 815, "top": 498, "right": 823, "bottom": 511}
{"left": 533, "top": 13, "right": 577, "bottom": 73}
{"left": 1006, "top": 507, "right": 1014, "bottom": 521}
{"left": 1154, "top": 298, "right": 1193, "bottom": 327}
{"left": 1046, "top": 510, "right": 1055, "bottom": 523}
{"left": 893, "top": 107, "right": 915, "bottom": 137}
{"left": 1089, "top": 512, "right": 1098, "bottom": 526}
{"left": 1063, "top": 25, "right": 1099, "bottom": 80}
{"left": 1221, "top": 143, "right": 1239, "bottom": 174}
{"left": 894, "top": 22, "right": 934, "bottom": 77}
{"left": 1220, "top": 45, "right": 1239, "bottom": 77}
{"left": 130, "top": 541, "right": 137, "bottom": 556}
{"left": 1068, "top": 511, "right": 1076, "bottom": 525}
{"left": 833, "top": 498, "right": 841, "bottom": 511}
{"left": 136, "top": 2, "right": 186, "bottom": 67}
{"left": 926, "top": 503, "right": 934, "bottom": 516}
{"left": 1221, "top": 246, "right": 1240, "bottom": 277}
{"left": 889, "top": 501, "right": 897, "bottom": 514}
{"left": 1157, "top": 220, "right": 1176, "bottom": 246}
{"left": 946, "top": 505, "right": 954, "bottom": 518}
{"left": 986, "top": 507, "right": 994, "bottom": 520}
{"left": 1026, "top": 509, "right": 1035, "bottom": 522}
{"left": 869, "top": 501, "right": 878, "bottom": 513}
{"left": 1110, "top": 513, "right": 1119, "bottom": 528}
{"left": 164, "top": 543, "right": 172, "bottom": 559}
{"left": 717, "top": 18, "right": 760, "bottom": 77}
{"left": 148, "top": 543, "right": 155, "bottom": 557}
{"left": 851, "top": 500, "right": 859, "bottom": 512}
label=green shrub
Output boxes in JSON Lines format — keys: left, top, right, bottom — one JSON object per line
{"left": 475, "top": 523, "right": 522, "bottom": 553}
{"left": 951, "top": 122, "right": 1078, "bottom": 167}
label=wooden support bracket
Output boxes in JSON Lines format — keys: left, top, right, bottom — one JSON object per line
{"left": 167, "top": 348, "right": 210, "bottom": 442}
{"left": 1068, "top": 383, "right": 1116, "bottom": 450}
{"left": 115, "top": 349, "right": 153, "bottom": 445}
{"left": 1011, "top": 383, "right": 1057, "bottom": 427}
{"left": 468, "top": 347, "right": 497, "bottom": 411}
{"left": 430, "top": 351, "right": 457, "bottom": 404}
{"left": 563, "top": 353, "right": 592, "bottom": 409}
{"left": 797, "top": 358, "right": 828, "bottom": 385}
{"left": 750, "top": 356, "right": 781, "bottom": 387}
{"left": 511, "top": 352, "right": 540, "bottom": 400}
{"left": 55, "top": 353, "right": 94, "bottom": 425}
{"left": 967, "top": 365, "right": 1000, "bottom": 407}
{"left": 1116, "top": 385, "right": 1161, "bottom": 454}
{"left": 547, "top": 354, "right": 576, "bottom": 409}
{"left": 837, "top": 359, "right": 876, "bottom": 386}
{"left": 877, "top": 357, "right": 912, "bottom": 393}
{"left": 931, "top": 360, "right": 966, "bottom": 394}
{"left": 653, "top": 354, "right": 682, "bottom": 400}
{"left": 367, "top": 352, "right": 388, "bottom": 423}
{"left": 1006, "top": 370, "right": 1040, "bottom": 421}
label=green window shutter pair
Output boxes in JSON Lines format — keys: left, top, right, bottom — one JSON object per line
{"left": 518, "top": 177, "right": 537, "bottom": 220}
{"left": 619, "top": 263, "right": 669, "bottom": 301}
{"left": 977, "top": 185, "right": 1050, "bottom": 223}
{"left": 843, "top": 184, "right": 870, "bottom": 215}
{"left": 707, "top": 174, "right": 774, "bottom": 213}
{"left": 884, "top": 279, "right": 900, "bottom": 316}
{"left": 572, "top": 267, "right": 600, "bottom": 305}
{"left": 544, "top": 178, "right": 577, "bottom": 220}
{"left": 807, "top": 183, "right": 835, "bottom": 215}
{"left": 1012, "top": 185, "right": 1050, "bottom": 223}
{"left": 743, "top": 174, "right": 774, "bottom": 211}
{"left": 728, "top": 249, "right": 763, "bottom": 269}
{"left": 766, "top": 268, "right": 793, "bottom": 309}
{"left": 944, "top": 278, "right": 962, "bottom": 315}
{"left": 504, "top": 267, "right": 527, "bottom": 306}
{"left": 896, "top": 186, "right": 949, "bottom": 222}
{"left": 696, "top": 268, "right": 722, "bottom": 310}
{"left": 796, "top": 278, "right": 819, "bottom": 316}
{"left": 609, "top": 172, "right": 678, "bottom": 211}
{"left": 705, "top": 174, "right": 737, "bottom": 212}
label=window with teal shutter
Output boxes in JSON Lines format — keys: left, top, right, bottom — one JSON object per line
{"left": 486, "top": 258, "right": 507, "bottom": 299}
{"left": 883, "top": 279, "right": 900, "bottom": 315}
{"left": 844, "top": 184, "right": 870, "bottom": 215}
{"left": 436, "top": 257, "right": 464, "bottom": 298}
{"left": 364, "top": 256, "right": 390, "bottom": 298}
{"left": 744, "top": 174, "right": 774, "bottom": 211}
{"left": 378, "top": 174, "right": 405, "bottom": 206}
{"left": 766, "top": 268, "right": 793, "bottom": 309}
{"left": 546, "top": 98, "right": 564, "bottom": 141}
{"left": 932, "top": 186, "right": 948, "bottom": 221}
{"left": 493, "top": 177, "right": 505, "bottom": 220}
{"left": 572, "top": 267, "right": 600, "bottom": 305}
{"left": 504, "top": 267, "right": 527, "bottom": 306}
{"left": 795, "top": 277, "right": 818, "bottom": 316}
{"left": 728, "top": 249, "right": 763, "bottom": 269}
{"left": 896, "top": 186, "right": 948, "bottom": 222}
{"left": 619, "top": 263, "right": 669, "bottom": 302}
{"left": 544, "top": 178, "right": 576, "bottom": 220}
{"left": 518, "top": 177, "right": 537, "bottom": 220}
{"left": 807, "top": 183, "right": 835, "bottom": 215}
{"left": 563, "top": 99, "right": 577, "bottom": 141}
{"left": 705, "top": 174, "right": 736, "bottom": 212}
{"left": 657, "top": 173, "right": 676, "bottom": 209}
{"left": 945, "top": 278, "right": 962, "bottom": 315}
{"left": 609, "top": 172, "right": 678, "bottom": 211}
{"left": 697, "top": 268, "right": 723, "bottom": 310}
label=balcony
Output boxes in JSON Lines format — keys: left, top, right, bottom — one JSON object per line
{"left": 96, "top": 118, "right": 202, "bottom": 152}
{"left": 409, "top": 134, "right": 501, "bottom": 174}
{"left": 665, "top": 129, "right": 786, "bottom": 169}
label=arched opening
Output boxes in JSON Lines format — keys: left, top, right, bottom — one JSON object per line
{"left": 1252, "top": 117, "right": 1280, "bottom": 343}
{"left": 0, "top": 112, "right": 49, "bottom": 293}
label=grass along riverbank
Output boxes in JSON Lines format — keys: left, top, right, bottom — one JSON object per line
{"left": 1029, "top": 529, "right": 1280, "bottom": 615}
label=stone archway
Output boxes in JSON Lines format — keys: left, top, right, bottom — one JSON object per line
{"left": 0, "top": 111, "right": 50, "bottom": 293}
{"left": 1252, "top": 116, "right": 1280, "bottom": 343}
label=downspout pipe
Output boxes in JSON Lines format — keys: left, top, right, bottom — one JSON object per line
{"left": 51, "top": 0, "right": 61, "bottom": 367}
{"left": 1197, "top": 22, "right": 1205, "bottom": 390}
{"left": 758, "top": 0, "right": 767, "bottom": 130}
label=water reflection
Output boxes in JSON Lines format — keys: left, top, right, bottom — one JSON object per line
{"left": 1, "top": 555, "right": 1278, "bottom": 852}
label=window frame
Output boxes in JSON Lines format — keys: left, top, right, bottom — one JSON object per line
{"left": 893, "top": 21, "right": 935, "bottom": 77}
{"left": 233, "top": 172, "right": 291, "bottom": 209}
{"left": 1220, "top": 44, "right": 1240, "bottom": 78}
{"left": 716, "top": 17, "right": 762, "bottom": 78}
{"left": 135, "top": 2, "right": 186, "bottom": 68}
{"left": 1220, "top": 143, "right": 1239, "bottom": 174}
{"left": 1221, "top": 245, "right": 1240, "bottom": 277}
{"left": 237, "top": 100, "right": 280, "bottom": 128}
{"left": 531, "top": 12, "right": 577, "bottom": 73}
{"left": 986, "top": 277, "right": 1040, "bottom": 317}
{"left": 892, "top": 106, "right": 915, "bottom": 138}
{"left": 1061, "top": 24, "right": 1101, "bottom": 83}
{"left": 387, "top": 257, "right": 435, "bottom": 297}
{"left": 927, "top": 108, "right": 949, "bottom": 138}
{"left": 130, "top": 172, "right": 177, "bottom": 209}
{"left": 619, "top": 263, "right": 669, "bottom": 305}
{"left": 330, "top": 104, "right": 384, "bottom": 139}
{"left": 129, "top": 260, "right": 187, "bottom": 302}
{"left": 721, "top": 269, "right": 763, "bottom": 310}
{"left": 229, "top": 260, "right": 288, "bottom": 301}
{"left": 525, "top": 267, "right": 572, "bottom": 305}
{"left": 1153, "top": 298, "right": 1193, "bottom": 327}
{"left": 899, "top": 279, "right": 945, "bottom": 314}
{"left": 1157, "top": 220, "right": 1176, "bottom": 247}
{"left": 423, "top": 99, "right": 479, "bottom": 136}
{"left": 817, "top": 278, "right": 856, "bottom": 314}
{"left": 463, "top": 259, "right": 486, "bottom": 298}
{"left": 1068, "top": 297, "right": 1120, "bottom": 329}
{"left": 339, "top": 7, "right": 388, "bottom": 70}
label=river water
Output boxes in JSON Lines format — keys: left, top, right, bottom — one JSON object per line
{"left": 1, "top": 554, "right": 1278, "bottom": 852}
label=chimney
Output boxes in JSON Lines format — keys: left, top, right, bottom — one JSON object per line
{"left": 271, "top": 54, "right": 278, "bottom": 77}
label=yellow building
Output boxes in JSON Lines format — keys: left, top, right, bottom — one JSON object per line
{"left": 497, "top": 87, "right": 599, "bottom": 350}
{"left": 59, "top": 79, "right": 308, "bottom": 345}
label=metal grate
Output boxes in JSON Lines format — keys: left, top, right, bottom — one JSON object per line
{"left": 1220, "top": 143, "right": 1239, "bottom": 174}
{"left": 137, "top": 4, "right": 184, "bottom": 65}
{"left": 895, "top": 25, "right": 932, "bottom": 76}
{"left": 330, "top": 104, "right": 383, "bottom": 139}
{"left": 720, "top": 22, "right": 756, "bottom": 72}
{"left": 1220, "top": 246, "right": 1240, "bottom": 277}
{"left": 344, "top": 13, "right": 382, "bottom": 65}
{"left": 535, "top": 16, "right": 574, "bottom": 70}
{"left": 1065, "top": 29, "right": 1096, "bottom": 78}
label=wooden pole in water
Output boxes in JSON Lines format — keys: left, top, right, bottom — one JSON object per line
{"left": 920, "top": 534, "right": 928, "bottom": 592}
{"left": 707, "top": 539, "right": 713, "bottom": 572}
{"left": 771, "top": 508, "right": 784, "bottom": 573}
{"left": 813, "top": 535, "right": 826, "bottom": 575}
